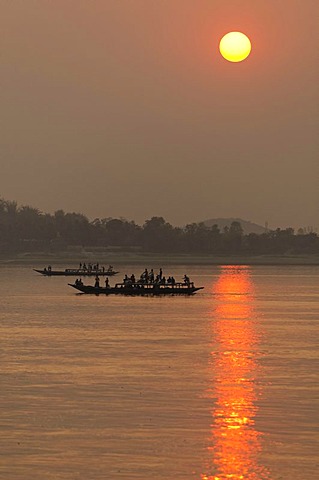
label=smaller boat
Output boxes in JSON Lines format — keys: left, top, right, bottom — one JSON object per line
{"left": 69, "top": 281, "right": 204, "bottom": 296}
{"left": 34, "top": 268, "right": 119, "bottom": 277}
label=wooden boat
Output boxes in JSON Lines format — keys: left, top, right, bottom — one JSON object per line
{"left": 68, "top": 281, "right": 204, "bottom": 295}
{"left": 34, "top": 268, "right": 119, "bottom": 277}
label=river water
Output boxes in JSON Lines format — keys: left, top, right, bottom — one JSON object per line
{"left": 1, "top": 264, "right": 318, "bottom": 479}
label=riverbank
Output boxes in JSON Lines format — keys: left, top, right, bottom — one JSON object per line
{"left": 1, "top": 251, "right": 319, "bottom": 266}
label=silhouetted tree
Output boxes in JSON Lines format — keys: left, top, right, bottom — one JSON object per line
{"left": 142, "top": 217, "right": 181, "bottom": 252}
{"left": 223, "top": 221, "right": 244, "bottom": 253}
{"left": 0, "top": 197, "right": 318, "bottom": 255}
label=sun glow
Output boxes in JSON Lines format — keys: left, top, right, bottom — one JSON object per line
{"left": 219, "top": 32, "right": 252, "bottom": 63}
{"left": 201, "top": 266, "right": 270, "bottom": 480}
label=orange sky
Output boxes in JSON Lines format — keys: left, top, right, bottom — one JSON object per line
{"left": 1, "top": 1, "right": 318, "bottom": 228}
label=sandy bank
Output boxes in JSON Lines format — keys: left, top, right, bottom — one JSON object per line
{"left": 1, "top": 252, "right": 319, "bottom": 266}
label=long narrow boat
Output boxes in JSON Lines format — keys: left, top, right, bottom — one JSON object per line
{"left": 68, "top": 282, "right": 204, "bottom": 295}
{"left": 34, "top": 268, "right": 119, "bottom": 277}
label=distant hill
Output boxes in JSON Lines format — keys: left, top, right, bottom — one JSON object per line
{"left": 202, "top": 217, "right": 266, "bottom": 235}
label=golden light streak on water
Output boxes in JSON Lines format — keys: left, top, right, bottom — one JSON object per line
{"left": 202, "top": 266, "right": 270, "bottom": 480}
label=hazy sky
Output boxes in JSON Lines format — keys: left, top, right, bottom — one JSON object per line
{"left": 1, "top": 1, "right": 318, "bottom": 229}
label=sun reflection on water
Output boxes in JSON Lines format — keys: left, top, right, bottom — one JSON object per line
{"left": 202, "top": 266, "right": 270, "bottom": 480}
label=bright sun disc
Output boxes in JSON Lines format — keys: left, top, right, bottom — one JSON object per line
{"left": 219, "top": 32, "right": 252, "bottom": 63}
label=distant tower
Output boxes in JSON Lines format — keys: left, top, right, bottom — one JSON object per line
{"left": 265, "top": 221, "right": 269, "bottom": 233}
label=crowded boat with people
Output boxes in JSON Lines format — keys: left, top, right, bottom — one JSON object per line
{"left": 34, "top": 262, "right": 119, "bottom": 277}
{"left": 69, "top": 268, "right": 203, "bottom": 295}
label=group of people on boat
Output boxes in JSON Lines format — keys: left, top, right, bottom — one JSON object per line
{"left": 120, "top": 268, "right": 193, "bottom": 287}
{"left": 78, "top": 262, "right": 114, "bottom": 273}
{"left": 42, "top": 263, "right": 114, "bottom": 274}
{"left": 75, "top": 267, "right": 193, "bottom": 290}
{"left": 75, "top": 276, "right": 109, "bottom": 289}
{"left": 93, "top": 276, "right": 110, "bottom": 288}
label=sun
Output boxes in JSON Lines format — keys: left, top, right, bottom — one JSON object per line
{"left": 219, "top": 32, "right": 252, "bottom": 63}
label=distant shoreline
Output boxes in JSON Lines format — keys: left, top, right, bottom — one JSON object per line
{"left": 1, "top": 252, "right": 319, "bottom": 266}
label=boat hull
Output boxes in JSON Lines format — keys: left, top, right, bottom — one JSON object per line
{"left": 34, "top": 269, "right": 118, "bottom": 277}
{"left": 68, "top": 283, "right": 203, "bottom": 295}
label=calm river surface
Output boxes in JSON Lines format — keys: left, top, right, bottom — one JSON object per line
{"left": 1, "top": 264, "right": 319, "bottom": 479}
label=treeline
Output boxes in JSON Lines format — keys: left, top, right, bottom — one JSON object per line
{"left": 0, "top": 198, "right": 318, "bottom": 255}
